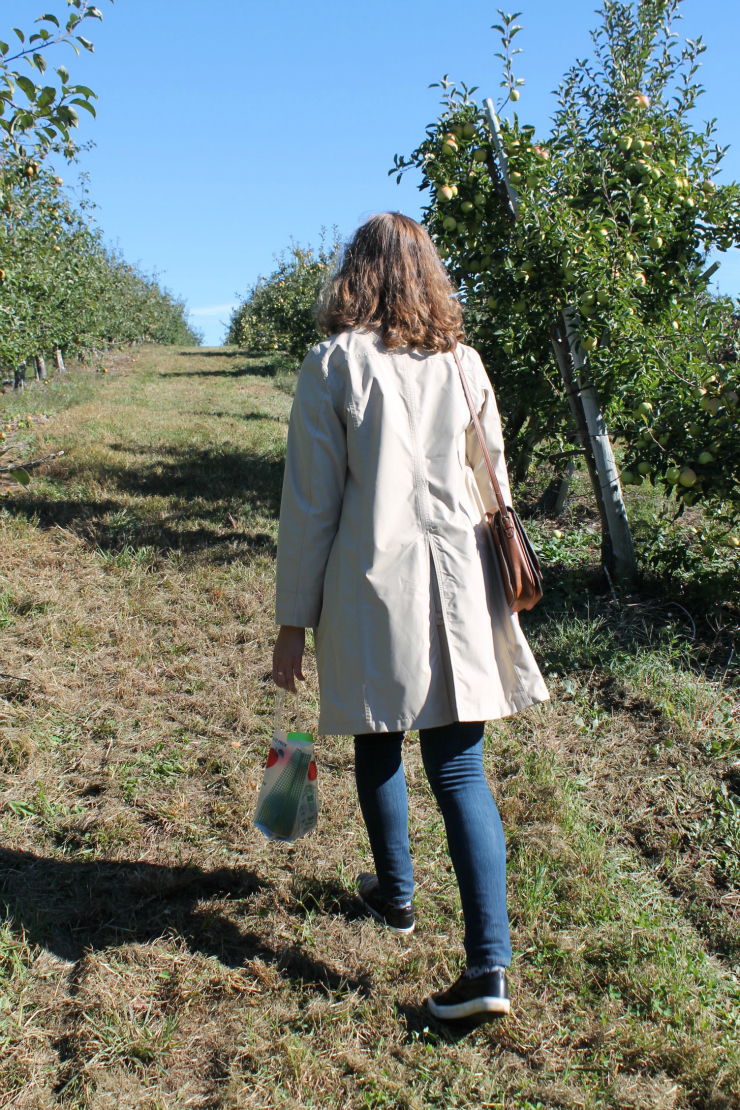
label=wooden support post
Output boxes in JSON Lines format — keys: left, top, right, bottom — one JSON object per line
{"left": 482, "top": 99, "right": 518, "bottom": 218}
{"left": 562, "top": 309, "right": 636, "bottom": 580}
{"left": 35, "top": 355, "right": 47, "bottom": 382}
{"left": 54, "top": 348, "right": 66, "bottom": 375}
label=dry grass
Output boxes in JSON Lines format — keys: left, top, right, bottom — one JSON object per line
{"left": 1, "top": 346, "right": 739, "bottom": 1109}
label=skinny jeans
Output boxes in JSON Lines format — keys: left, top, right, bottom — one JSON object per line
{"left": 353, "top": 721, "right": 511, "bottom": 968}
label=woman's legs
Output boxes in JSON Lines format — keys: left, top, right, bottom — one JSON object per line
{"left": 353, "top": 732, "right": 414, "bottom": 907}
{"left": 420, "top": 722, "right": 511, "bottom": 969}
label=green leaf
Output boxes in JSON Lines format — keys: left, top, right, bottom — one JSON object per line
{"left": 38, "top": 13, "right": 60, "bottom": 28}
{"left": 16, "top": 76, "right": 38, "bottom": 102}
{"left": 59, "top": 105, "right": 79, "bottom": 127}
{"left": 7, "top": 799, "right": 37, "bottom": 817}
{"left": 76, "top": 36, "right": 94, "bottom": 52}
{"left": 33, "top": 52, "right": 48, "bottom": 74}
{"left": 0, "top": 42, "right": 9, "bottom": 56}
{"left": 9, "top": 467, "right": 30, "bottom": 488}
{"left": 86, "top": 7, "right": 104, "bottom": 19}
{"left": 56, "top": 65, "right": 70, "bottom": 83}
{"left": 71, "top": 97, "right": 96, "bottom": 117}
{"left": 38, "top": 85, "right": 56, "bottom": 109}
{"left": 12, "top": 28, "right": 25, "bottom": 44}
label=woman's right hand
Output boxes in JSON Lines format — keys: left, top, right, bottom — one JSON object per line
{"left": 272, "top": 625, "right": 306, "bottom": 692}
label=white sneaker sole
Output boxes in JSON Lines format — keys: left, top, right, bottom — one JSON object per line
{"left": 428, "top": 995, "right": 510, "bottom": 1020}
{"left": 358, "top": 895, "right": 415, "bottom": 935}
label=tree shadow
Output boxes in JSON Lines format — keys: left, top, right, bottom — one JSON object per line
{"left": 0, "top": 849, "right": 372, "bottom": 996}
{"left": 159, "top": 352, "right": 281, "bottom": 379}
{"left": 7, "top": 443, "right": 284, "bottom": 561}
{"left": 196, "top": 410, "right": 285, "bottom": 423}
{"left": 178, "top": 350, "right": 250, "bottom": 358}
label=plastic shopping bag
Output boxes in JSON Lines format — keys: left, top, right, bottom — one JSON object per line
{"left": 253, "top": 690, "right": 319, "bottom": 842}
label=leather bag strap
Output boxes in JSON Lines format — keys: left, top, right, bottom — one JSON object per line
{"left": 453, "top": 348, "right": 510, "bottom": 520}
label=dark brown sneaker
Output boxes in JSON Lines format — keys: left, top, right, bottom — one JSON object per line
{"left": 356, "top": 873, "right": 415, "bottom": 935}
{"left": 428, "top": 969, "right": 510, "bottom": 1020}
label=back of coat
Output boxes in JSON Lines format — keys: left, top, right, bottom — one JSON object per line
{"left": 275, "top": 327, "right": 548, "bottom": 736}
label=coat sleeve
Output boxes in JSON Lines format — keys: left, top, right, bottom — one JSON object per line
{"left": 275, "top": 346, "right": 348, "bottom": 628}
{"left": 464, "top": 349, "right": 513, "bottom": 513}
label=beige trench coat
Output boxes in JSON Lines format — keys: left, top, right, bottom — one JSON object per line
{"left": 275, "top": 328, "right": 549, "bottom": 735}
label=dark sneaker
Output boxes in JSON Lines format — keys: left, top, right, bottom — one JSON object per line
{"left": 357, "top": 873, "right": 415, "bottom": 935}
{"left": 428, "top": 969, "right": 510, "bottom": 1020}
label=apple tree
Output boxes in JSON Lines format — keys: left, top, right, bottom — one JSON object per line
{"left": 227, "top": 233, "right": 341, "bottom": 361}
{"left": 392, "top": 0, "right": 740, "bottom": 562}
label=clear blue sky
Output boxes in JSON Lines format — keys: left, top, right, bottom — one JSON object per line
{"left": 6, "top": 0, "right": 740, "bottom": 344}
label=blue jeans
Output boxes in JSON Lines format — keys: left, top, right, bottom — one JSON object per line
{"left": 354, "top": 722, "right": 511, "bottom": 968}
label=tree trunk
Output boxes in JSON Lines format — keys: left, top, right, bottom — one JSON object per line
{"left": 35, "top": 355, "right": 47, "bottom": 382}
{"left": 554, "top": 459, "right": 575, "bottom": 515}
{"left": 14, "top": 361, "right": 26, "bottom": 391}
{"left": 550, "top": 325, "right": 614, "bottom": 570}
{"left": 562, "top": 309, "right": 637, "bottom": 581}
{"left": 54, "top": 347, "right": 66, "bottom": 375}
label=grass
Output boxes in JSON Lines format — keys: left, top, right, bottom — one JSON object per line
{"left": 1, "top": 345, "right": 739, "bottom": 1108}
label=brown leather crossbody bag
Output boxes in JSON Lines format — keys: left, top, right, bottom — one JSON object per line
{"left": 454, "top": 350, "right": 543, "bottom": 613}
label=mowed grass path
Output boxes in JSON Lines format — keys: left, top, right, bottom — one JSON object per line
{"left": 1, "top": 347, "right": 739, "bottom": 1109}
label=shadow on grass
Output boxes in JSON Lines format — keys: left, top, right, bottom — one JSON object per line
{"left": 159, "top": 352, "right": 282, "bottom": 379}
{"left": 0, "top": 849, "right": 372, "bottom": 997}
{"left": 395, "top": 1000, "right": 522, "bottom": 1047}
{"left": 7, "top": 443, "right": 284, "bottom": 560}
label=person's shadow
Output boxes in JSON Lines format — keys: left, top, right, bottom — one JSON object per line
{"left": 0, "top": 848, "right": 371, "bottom": 997}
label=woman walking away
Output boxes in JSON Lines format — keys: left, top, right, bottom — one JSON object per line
{"left": 272, "top": 213, "right": 548, "bottom": 1022}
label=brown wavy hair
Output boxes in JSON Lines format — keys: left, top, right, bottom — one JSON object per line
{"left": 316, "top": 213, "right": 464, "bottom": 353}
